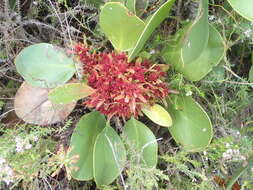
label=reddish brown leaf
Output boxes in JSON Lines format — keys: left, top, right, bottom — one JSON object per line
{"left": 213, "top": 176, "right": 241, "bottom": 190}
{"left": 14, "top": 82, "right": 76, "bottom": 125}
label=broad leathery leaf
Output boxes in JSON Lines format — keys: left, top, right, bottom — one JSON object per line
{"left": 128, "top": 0, "right": 175, "bottom": 61}
{"left": 142, "top": 104, "right": 172, "bottom": 127}
{"left": 68, "top": 111, "right": 106, "bottom": 180}
{"left": 163, "top": 24, "right": 225, "bottom": 81}
{"left": 227, "top": 0, "right": 253, "bottom": 22}
{"left": 15, "top": 43, "right": 76, "bottom": 88}
{"left": 181, "top": 0, "right": 209, "bottom": 63}
{"left": 249, "top": 53, "right": 253, "bottom": 82}
{"left": 167, "top": 95, "right": 213, "bottom": 152}
{"left": 48, "top": 83, "right": 95, "bottom": 104}
{"left": 99, "top": 2, "right": 145, "bottom": 51}
{"left": 93, "top": 125, "right": 126, "bottom": 186}
{"left": 162, "top": 0, "right": 209, "bottom": 69}
{"left": 124, "top": 117, "right": 158, "bottom": 168}
{"left": 14, "top": 82, "right": 75, "bottom": 125}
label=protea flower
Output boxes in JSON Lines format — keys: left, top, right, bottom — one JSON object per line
{"left": 74, "top": 44, "right": 169, "bottom": 119}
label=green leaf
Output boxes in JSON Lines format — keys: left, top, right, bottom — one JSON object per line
{"left": 227, "top": 0, "right": 253, "bottom": 21}
{"left": 181, "top": 0, "right": 209, "bottom": 63}
{"left": 167, "top": 95, "right": 213, "bottom": 152}
{"left": 48, "top": 83, "right": 95, "bottom": 104}
{"left": 99, "top": 2, "right": 145, "bottom": 51}
{"left": 163, "top": 24, "right": 225, "bottom": 81}
{"left": 15, "top": 43, "right": 76, "bottom": 88}
{"left": 68, "top": 111, "right": 106, "bottom": 180}
{"left": 164, "top": 0, "right": 209, "bottom": 64}
{"left": 128, "top": 0, "right": 175, "bottom": 61}
{"left": 93, "top": 125, "right": 126, "bottom": 186}
{"left": 142, "top": 104, "right": 172, "bottom": 127}
{"left": 162, "top": 0, "right": 214, "bottom": 80}
{"left": 124, "top": 117, "right": 158, "bottom": 168}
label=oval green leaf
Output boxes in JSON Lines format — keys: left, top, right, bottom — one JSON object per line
{"left": 93, "top": 125, "right": 126, "bottom": 186}
{"left": 227, "top": 0, "right": 253, "bottom": 21}
{"left": 124, "top": 117, "right": 158, "bottom": 168}
{"left": 167, "top": 95, "right": 213, "bottom": 152}
{"left": 164, "top": 24, "right": 225, "bottom": 81}
{"left": 142, "top": 104, "right": 172, "bottom": 127}
{"left": 162, "top": 0, "right": 210, "bottom": 76}
{"left": 181, "top": 0, "right": 209, "bottom": 63}
{"left": 163, "top": 23, "right": 225, "bottom": 81}
{"left": 99, "top": 2, "right": 145, "bottom": 51}
{"left": 128, "top": 0, "right": 175, "bottom": 61}
{"left": 180, "top": 24, "right": 225, "bottom": 81}
{"left": 68, "top": 111, "right": 106, "bottom": 180}
{"left": 48, "top": 83, "right": 95, "bottom": 104}
{"left": 15, "top": 43, "right": 76, "bottom": 88}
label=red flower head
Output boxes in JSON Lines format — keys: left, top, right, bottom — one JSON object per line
{"left": 74, "top": 44, "right": 169, "bottom": 119}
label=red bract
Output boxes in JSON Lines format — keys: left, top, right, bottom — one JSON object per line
{"left": 74, "top": 43, "right": 169, "bottom": 119}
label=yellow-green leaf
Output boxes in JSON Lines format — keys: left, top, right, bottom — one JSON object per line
{"left": 142, "top": 104, "right": 172, "bottom": 127}
{"left": 48, "top": 83, "right": 95, "bottom": 104}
